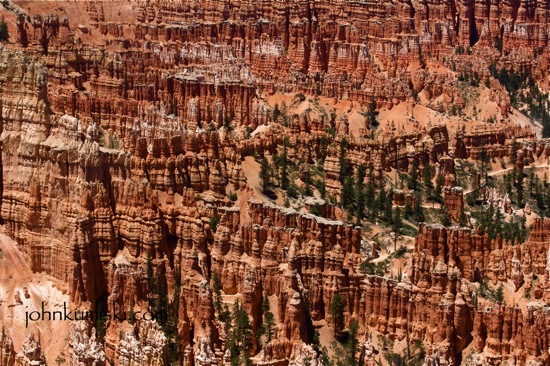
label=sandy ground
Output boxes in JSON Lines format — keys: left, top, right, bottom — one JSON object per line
{"left": 509, "top": 107, "right": 544, "bottom": 139}
{"left": 0, "top": 227, "right": 71, "bottom": 365}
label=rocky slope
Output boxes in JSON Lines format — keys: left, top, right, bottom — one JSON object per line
{"left": 0, "top": 0, "right": 549, "bottom": 365}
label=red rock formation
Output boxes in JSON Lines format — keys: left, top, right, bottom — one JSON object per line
{"left": 0, "top": 0, "right": 550, "bottom": 364}
{"left": 14, "top": 334, "right": 46, "bottom": 366}
{"left": 444, "top": 186, "right": 464, "bottom": 222}
{"left": 0, "top": 328, "right": 15, "bottom": 366}
{"left": 69, "top": 322, "right": 106, "bottom": 366}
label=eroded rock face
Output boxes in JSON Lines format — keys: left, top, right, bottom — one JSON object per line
{"left": 444, "top": 186, "right": 464, "bottom": 223}
{"left": 0, "top": 328, "right": 15, "bottom": 366}
{"left": 108, "top": 321, "right": 166, "bottom": 366}
{"left": 69, "top": 322, "right": 106, "bottom": 366}
{"left": 15, "top": 333, "right": 46, "bottom": 366}
{"left": 0, "top": 0, "right": 550, "bottom": 365}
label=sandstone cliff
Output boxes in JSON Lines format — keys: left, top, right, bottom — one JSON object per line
{"left": 0, "top": 0, "right": 549, "bottom": 365}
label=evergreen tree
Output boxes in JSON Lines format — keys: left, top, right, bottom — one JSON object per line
{"left": 494, "top": 285, "right": 504, "bottom": 303}
{"left": 413, "top": 191, "right": 424, "bottom": 223}
{"left": 220, "top": 303, "right": 232, "bottom": 335}
{"left": 424, "top": 165, "right": 433, "bottom": 197}
{"left": 346, "top": 319, "right": 360, "bottom": 366}
{"left": 365, "top": 178, "right": 376, "bottom": 219}
{"left": 210, "top": 215, "right": 220, "bottom": 233}
{"left": 263, "top": 312, "right": 275, "bottom": 343}
{"left": 96, "top": 303, "right": 106, "bottom": 344}
{"left": 392, "top": 207, "right": 403, "bottom": 251}
{"left": 495, "top": 206, "right": 503, "bottom": 233}
{"left": 273, "top": 103, "right": 281, "bottom": 121}
{"left": 258, "top": 295, "right": 275, "bottom": 343}
{"left": 319, "top": 177, "right": 326, "bottom": 198}
{"left": 459, "top": 208, "right": 467, "bottom": 227}
{"left": 165, "top": 273, "right": 181, "bottom": 364}
{"left": 510, "top": 138, "right": 517, "bottom": 164}
{"left": 0, "top": 16, "right": 8, "bottom": 43}
{"left": 339, "top": 138, "right": 351, "bottom": 183}
{"left": 259, "top": 157, "right": 271, "bottom": 193}
{"left": 280, "top": 139, "right": 290, "bottom": 189}
{"left": 128, "top": 299, "right": 135, "bottom": 325}
{"left": 367, "top": 99, "right": 379, "bottom": 128}
{"left": 212, "top": 271, "right": 222, "bottom": 315}
{"left": 146, "top": 251, "right": 157, "bottom": 305}
{"left": 303, "top": 167, "right": 313, "bottom": 196}
{"left": 480, "top": 145, "right": 490, "bottom": 193}
{"left": 329, "top": 294, "right": 346, "bottom": 335}
{"left": 439, "top": 205, "right": 452, "bottom": 226}
{"left": 155, "top": 271, "right": 169, "bottom": 327}
{"left": 271, "top": 153, "right": 280, "bottom": 186}
{"left": 230, "top": 300, "right": 253, "bottom": 366}
{"left": 341, "top": 176, "right": 354, "bottom": 210}
{"left": 409, "top": 159, "right": 419, "bottom": 190}
{"left": 376, "top": 187, "right": 388, "bottom": 220}
{"left": 304, "top": 297, "right": 318, "bottom": 349}
{"left": 355, "top": 164, "right": 367, "bottom": 221}
{"left": 515, "top": 169, "right": 524, "bottom": 207}
{"left": 384, "top": 190, "right": 393, "bottom": 223}
{"left": 404, "top": 199, "right": 413, "bottom": 219}
{"left": 434, "top": 174, "right": 444, "bottom": 203}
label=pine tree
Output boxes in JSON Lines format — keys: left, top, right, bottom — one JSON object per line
{"left": 96, "top": 303, "right": 106, "bottom": 344}
{"left": 515, "top": 169, "right": 524, "bottom": 207}
{"left": 355, "top": 164, "right": 366, "bottom": 221}
{"left": 404, "top": 199, "right": 413, "bottom": 219}
{"left": 212, "top": 271, "right": 222, "bottom": 315}
{"left": 303, "top": 168, "right": 313, "bottom": 196}
{"left": 271, "top": 153, "right": 280, "bottom": 186}
{"left": 155, "top": 270, "right": 169, "bottom": 328}
{"left": 409, "top": 159, "right": 419, "bottom": 190}
{"left": 440, "top": 205, "right": 452, "bottom": 226}
{"left": 376, "top": 187, "right": 387, "bottom": 220}
{"left": 384, "top": 190, "right": 393, "bottom": 223}
{"left": 128, "top": 298, "right": 135, "bottom": 325}
{"left": 220, "top": 303, "right": 232, "bottom": 335}
{"left": 365, "top": 178, "right": 376, "bottom": 219}
{"left": 368, "top": 99, "right": 378, "bottom": 128}
{"left": 459, "top": 208, "right": 467, "bottom": 227}
{"left": 0, "top": 16, "right": 8, "bottom": 43}
{"left": 495, "top": 206, "right": 503, "bottom": 233}
{"left": 261, "top": 295, "right": 270, "bottom": 313}
{"left": 424, "top": 165, "right": 433, "bottom": 198}
{"left": 413, "top": 191, "right": 424, "bottom": 223}
{"left": 259, "top": 157, "right": 271, "bottom": 193}
{"left": 146, "top": 251, "right": 157, "bottom": 306}
{"left": 392, "top": 207, "right": 403, "bottom": 251}
{"left": 165, "top": 273, "right": 181, "bottom": 364}
{"left": 493, "top": 285, "right": 504, "bottom": 303}
{"left": 341, "top": 176, "right": 354, "bottom": 210}
{"left": 329, "top": 294, "right": 346, "bottom": 335}
{"left": 339, "top": 138, "right": 351, "bottom": 183}
{"left": 230, "top": 300, "right": 253, "bottom": 366}
{"left": 319, "top": 176, "right": 326, "bottom": 198}
{"left": 273, "top": 103, "right": 281, "bottom": 121}
{"left": 258, "top": 295, "right": 275, "bottom": 343}
{"left": 303, "top": 296, "right": 317, "bottom": 347}
{"left": 281, "top": 139, "right": 290, "bottom": 189}
{"left": 434, "top": 174, "right": 444, "bottom": 203}
{"left": 346, "top": 319, "right": 359, "bottom": 366}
